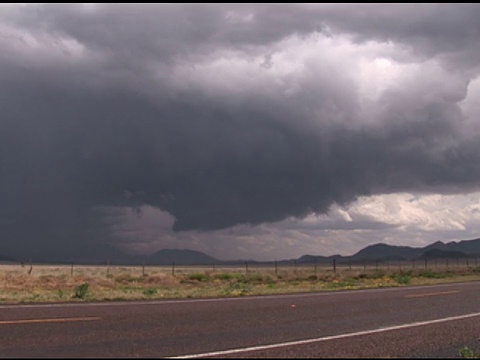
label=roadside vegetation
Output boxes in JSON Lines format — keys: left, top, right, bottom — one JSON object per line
{"left": 0, "top": 262, "right": 479, "bottom": 303}
{"left": 459, "top": 346, "right": 480, "bottom": 358}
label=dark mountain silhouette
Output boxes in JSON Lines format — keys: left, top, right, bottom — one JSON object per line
{"left": 4, "top": 237, "right": 480, "bottom": 265}
{"left": 351, "top": 243, "right": 423, "bottom": 261}
{"left": 424, "top": 238, "right": 480, "bottom": 254}
{"left": 297, "top": 237, "right": 480, "bottom": 264}
{"left": 419, "top": 248, "right": 467, "bottom": 259}
{"left": 297, "top": 254, "right": 329, "bottom": 263}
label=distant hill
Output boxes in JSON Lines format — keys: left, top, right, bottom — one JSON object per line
{"left": 419, "top": 248, "right": 467, "bottom": 259}
{"left": 352, "top": 243, "right": 423, "bottom": 261}
{"left": 4, "top": 237, "right": 480, "bottom": 266}
{"left": 297, "top": 237, "right": 480, "bottom": 264}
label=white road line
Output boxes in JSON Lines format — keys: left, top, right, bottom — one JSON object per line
{"left": 168, "top": 312, "right": 480, "bottom": 359}
{"left": 404, "top": 290, "right": 459, "bottom": 298}
{"left": 0, "top": 316, "right": 101, "bottom": 325}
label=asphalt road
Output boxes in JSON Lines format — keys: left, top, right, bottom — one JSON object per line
{"left": 0, "top": 282, "right": 479, "bottom": 358}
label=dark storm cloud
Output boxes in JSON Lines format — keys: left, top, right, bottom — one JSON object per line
{"left": 310, "top": 4, "right": 480, "bottom": 66}
{"left": 1, "top": 3, "right": 480, "bottom": 260}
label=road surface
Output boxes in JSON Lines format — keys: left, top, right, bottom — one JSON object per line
{"left": 0, "top": 281, "right": 479, "bottom": 358}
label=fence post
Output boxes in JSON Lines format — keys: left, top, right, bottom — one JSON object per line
{"left": 172, "top": 262, "right": 175, "bottom": 276}
{"left": 333, "top": 258, "right": 336, "bottom": 274}
{"left": 348, "top": 258, "right": 352, "bottom": 271}
{"left": 142, "top": 261, "right": 145, "bottom": 276}
{"left": 70, "top": 261, "right": 74, "bottom": 277}
{"left": 314, "top": 259, "right": 317, "bottom": 276}
{"left": 245, "top": 261, "right": 248, "bottom": 275}
{"left": 107, "top": 259, "right": 110, "bottom": 276}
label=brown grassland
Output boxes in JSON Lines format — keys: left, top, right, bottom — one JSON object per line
{"left": 0, "top": 260, "right": 479, "bottom": 304}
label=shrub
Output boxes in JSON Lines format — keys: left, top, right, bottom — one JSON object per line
{"left": 459, "top": 346, "right": 480, "bottom": 358}
{"left": 142, "top": 288, "right": 157, "bottom": 296}
{"left": 354, "top": 273, "right": 368, "bottom": 280}
{"left": 72, "top": 283, "right": 89, "bottom": 299}
{"left": 188, "top": 273, "right": 209, "bottom": 282}
{"left": 215, "top": 273, "right": 234, "bottom": 280}
{"left": 391, "top": 273, "right": 411, "bottom": 285}
{"left": 418, "top": 270, "right": 447, "bottom": 279}
{"left": 222, "top": 282, "right": 251, "bottom": 296}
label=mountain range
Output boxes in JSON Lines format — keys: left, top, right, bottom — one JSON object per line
{"left": 295, "top": 238, "right": 480, "bottom": 265}
{"left": 2, "top": 238, "right": 480, "bottom": 265}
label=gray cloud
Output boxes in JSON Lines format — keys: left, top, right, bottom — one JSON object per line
{"left": 1, "top": 4, "right": 480, "bottom": 260}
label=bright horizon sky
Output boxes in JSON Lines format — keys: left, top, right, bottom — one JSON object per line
{"left": 1, "top": 4, "right": 480, "bottom": 261}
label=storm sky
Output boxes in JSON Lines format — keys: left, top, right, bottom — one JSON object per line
{"left": 1, "top": 3, "right": 480, "bottom": 261}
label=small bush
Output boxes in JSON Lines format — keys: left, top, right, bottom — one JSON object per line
{"left": 390, "top": 273, "right": 411, "bottom": 285}
{"left": 418, "top": 270, "right": 447, "bottom": 279}
{"left": 188, "top": 273, "right": 209, "bottom": 282}
{"left": 353, "top": 273, "right": 368, "bottom": 280}
{"left": 72, "top": 283, "right": 89, "bottom": 299}
{"left": 215, "top": 273, "right": 234, "bottom": 280}
{"left": 142, "top": 288, "right": 157, "bottom": 296}
{"left": 459, "top": 346, "right": 480, "bottom": 358}
{"left": 222, "top": 282, "right": 251, "bottom": 296}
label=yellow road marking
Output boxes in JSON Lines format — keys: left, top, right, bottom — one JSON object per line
{"left": 0, "top": 316, "right": 101, "bottom": 325}
{"left": 405, "top": 290, "right": 459, "bottom": 298}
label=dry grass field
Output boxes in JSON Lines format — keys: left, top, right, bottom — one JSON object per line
{"left": 0, "top": 261, "right": 479, "bottom": 304}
